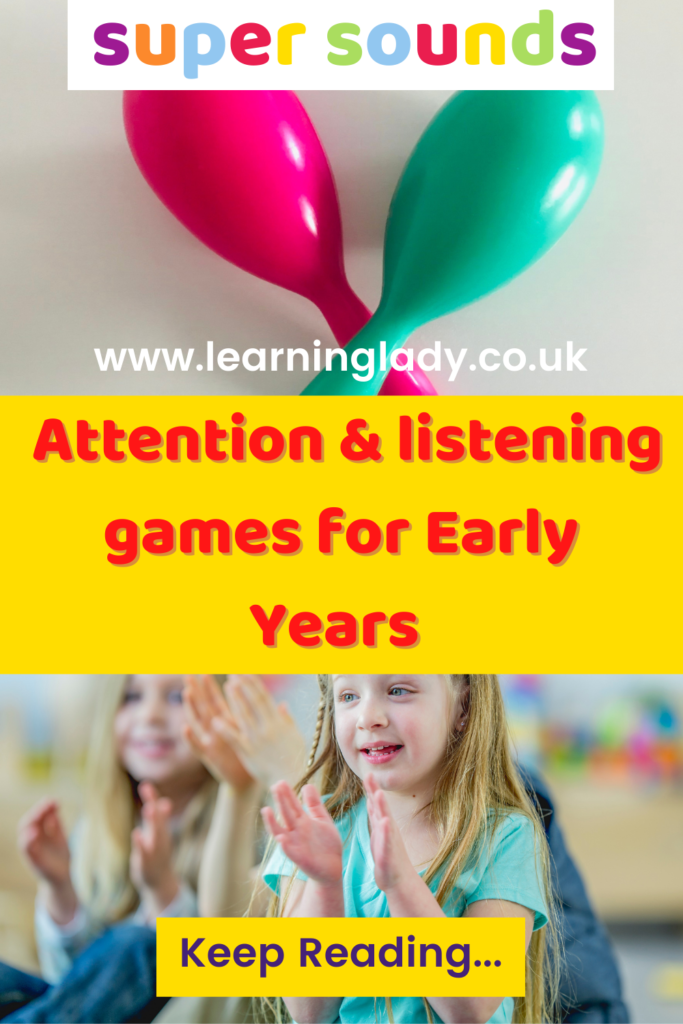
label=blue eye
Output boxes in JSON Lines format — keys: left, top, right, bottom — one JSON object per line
{"left": 340, "top": 693, "right": 358, "bottom": 703}
{"left": 168, "top": 689, "right": 184, "bottom": 705}
{"left": 389, "top": 687, "right": 409, "bottom": 696}
{"left": 122, "top": 690, "right": 142, "bottom": 704}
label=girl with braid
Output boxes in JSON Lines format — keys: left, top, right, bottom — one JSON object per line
{"left": 261, "top": 674, "right": 560, "bottom": 1024}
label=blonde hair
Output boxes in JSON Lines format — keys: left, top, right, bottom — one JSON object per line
{"left": 71, "top": 676, "right": 218, "bottom": 922}
{"left": 264, "top": 674, "right": 560, "bottom": 1024}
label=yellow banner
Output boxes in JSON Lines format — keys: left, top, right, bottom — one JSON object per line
{"left": 156, "top": 917, "right": 525, "bottom": 997}
{"left": 0, "top": 395, "right": 679, "bottom": 671}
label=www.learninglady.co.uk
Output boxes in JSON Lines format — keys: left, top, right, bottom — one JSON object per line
{"left": 93, "top": 340, "right": 588, "bottom": 382}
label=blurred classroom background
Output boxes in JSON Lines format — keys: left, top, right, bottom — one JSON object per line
{"left": 0, "top": 674, "right": 682, "bottom": 1023}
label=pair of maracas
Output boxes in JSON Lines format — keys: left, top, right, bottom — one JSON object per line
{"left": 123, "top": 89, "right": 604, "bottom": 397}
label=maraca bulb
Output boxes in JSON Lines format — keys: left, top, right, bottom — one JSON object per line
{"left": 302, "top": 90, "right": 604, "bottom": 396}
{"left": 382, "top": 90, "right": 604, "bottom": 325}
{"left": 124, "top": 91, "right": 347, "bottom": 304}
{"left": 123, "top": 89, "right": 435, "bottom": 396}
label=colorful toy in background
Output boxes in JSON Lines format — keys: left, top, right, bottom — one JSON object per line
{"left": 303, "top": 89, "right": 604, "bottom": 395}
{"left": 123, "top": 90, "right": 435, "bottom": 397}
{"left": 544, "top": 691, "right": 683, "bottom": 784}
{"left": 501, "top": 674, "right": 544, "bottom": 772}
{"left": 0, "top": 676, "right": 95, "bottom": 782}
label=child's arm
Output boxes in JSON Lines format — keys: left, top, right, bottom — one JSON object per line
{"left": 184, "top": 674, "right": 308, "bottom": 916}
{"left": 184, "top": 674, "right": 262, "bottom": 916}
{"left": 366, "top": 775, "right": 534, "bottom": 1024}
{"left": 198, "top": 781, "right": 262, "bottom": 917}
{"left": 262, "top": 781, "right": 345, "bottom": 1024}
{"left": 428, "top": 900, "right": 534, "bottom": 1024}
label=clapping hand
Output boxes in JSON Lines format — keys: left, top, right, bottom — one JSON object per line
{"left": 18, "top": 799, "right": 78, "bottom": 924}
{"left": 183, "top": 675, "right": 254, "bottom": 789}
{"left": 261, "top": 781, "right": 343, "bottom": 887}
{"left": 130, "top": 781, "right": 180, "bottom": 916}
{"left": 365, "top": 773, "right": 415, "bottom": 893}
{"left": 221, "top": 676, "right": 307, "bottom": 789}
{"left": 18, "top": 799, "right": 71, "bottom": 889}
{"left": 184, "top": 675, "right": 307, "bottom": 790}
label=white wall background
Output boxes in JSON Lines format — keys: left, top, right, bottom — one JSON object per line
{"left": 1, "top": 0, "right": 681, "bottom": 396}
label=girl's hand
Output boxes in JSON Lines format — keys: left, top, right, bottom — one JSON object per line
{"left": 130, "top": 782, "right": 180, "bottom": 915}
{"left": 183, "top": 675, "right": 254, "bottom": 790}
{"left": 17, "top": 799, "right": 78, "bottom": 924}
{"left": 365, "top": 773, "right": 415, "bottom": 893}
{"left": 262, "top": 782, "right": 343, "bottom": 887}
{"left": 221, "top": 676, "right": 308, "bottom": 790}
{"left": 18, "top": 799, "right": 71, "bottom": 887}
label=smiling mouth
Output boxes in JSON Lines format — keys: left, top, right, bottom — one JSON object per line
{"left": 360, "top": 744, "right": 404, "bottom": 763}
{"left": 130, "top": 739, "right": 175, "bottom": 757}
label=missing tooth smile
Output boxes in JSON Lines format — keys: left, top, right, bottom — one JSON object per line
{"left": 360, "top": 744, "right": 404, "bottom": 763}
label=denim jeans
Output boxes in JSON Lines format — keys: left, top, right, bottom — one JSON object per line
{"left": 0, "top": 924, "right": 169, "bottom": 1023}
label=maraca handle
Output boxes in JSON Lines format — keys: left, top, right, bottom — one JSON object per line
{"left": 315, "top": 279, "right": 436, "bottom": 397}
{"left": 302, "top": 311, "right": 411, "bottom": 397}
{"left": 379, "top": 362, "right": 436, "bottom": 397}
{"left": 315, "top": 278, "right": 370, "bottom": 349}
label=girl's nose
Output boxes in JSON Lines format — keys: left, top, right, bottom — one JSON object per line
{"left": 140, "top": 690, "right": 167, "bottom": 724}
{"left": 356, "top": 696, "right": 389, "bottom": 731}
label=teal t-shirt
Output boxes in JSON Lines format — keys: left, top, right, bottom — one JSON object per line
{"left": 263, "top": 797, "right": 548, "bottom": 1024}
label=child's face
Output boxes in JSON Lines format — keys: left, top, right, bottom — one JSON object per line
{"left": 333, "top": 675, "right": 463, "bottom": 796}
{"left": 114, "top": 675, "right": 205, "bottom": 792}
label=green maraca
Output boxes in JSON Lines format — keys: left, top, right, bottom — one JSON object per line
{"left": 302, "top": 90, "right": 604, "bottom": 396}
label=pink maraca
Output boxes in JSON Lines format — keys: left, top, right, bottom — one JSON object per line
{"left": 123, "top": 91, "right": 435, "bottom": 397}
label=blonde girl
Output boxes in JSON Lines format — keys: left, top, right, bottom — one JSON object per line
{"left": 18, "top": 675, "right": 218, "bottom": 983}
{"left": 261, "top": 674, "right": 559, "bottom": 1024}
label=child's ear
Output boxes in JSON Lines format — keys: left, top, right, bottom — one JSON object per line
{"left": 452, "top": 678, "right": 471, "bottom": 732}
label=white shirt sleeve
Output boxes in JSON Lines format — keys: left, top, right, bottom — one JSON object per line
{"left": 131, "top": 880, "right": 199, "bottom": 927}
{"left": 162, "top": 880, "right": 198, "bottom": 919}
{"left": 34, "top": 899, "right": 104, "bottom": 984}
